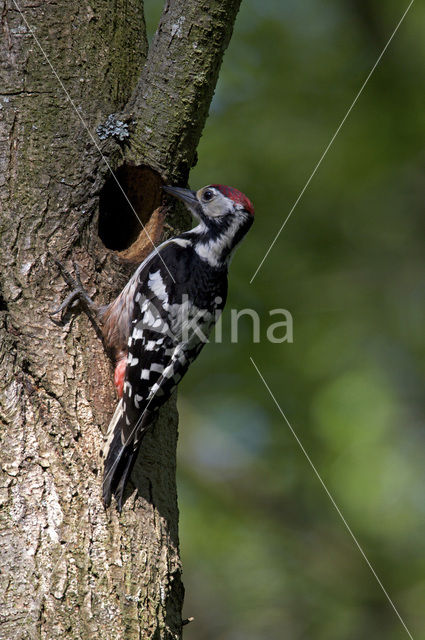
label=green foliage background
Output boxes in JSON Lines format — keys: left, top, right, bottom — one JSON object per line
{"left": 150, "top": 1, "right": 425, "bottom": 637}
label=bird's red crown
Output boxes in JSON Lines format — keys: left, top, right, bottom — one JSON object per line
{"left": 211, "top": 184, "right": 255, "bottom": 216}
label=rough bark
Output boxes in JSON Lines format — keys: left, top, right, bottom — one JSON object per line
{"left": 0, "top": 1, "right": 241, "bottom": 639}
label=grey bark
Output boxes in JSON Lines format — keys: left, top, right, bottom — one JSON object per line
{"left": 0, "top": 1, "right": 241, "bottom": 639}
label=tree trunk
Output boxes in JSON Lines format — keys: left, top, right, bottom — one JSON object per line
{"left": 0, "top": 1, "right": 241, "bottom": 638}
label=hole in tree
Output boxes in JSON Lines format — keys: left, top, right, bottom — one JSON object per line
{"left": 98, "top": 164, "right": 163, "bottom": 252}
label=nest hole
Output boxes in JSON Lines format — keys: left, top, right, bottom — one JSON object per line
{"left": 98, "top": 165, "right": 163, "bottom": 253}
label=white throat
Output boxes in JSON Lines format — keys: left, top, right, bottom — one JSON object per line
{"left": 191, "top": 219, "right": 241, "bottom": 268}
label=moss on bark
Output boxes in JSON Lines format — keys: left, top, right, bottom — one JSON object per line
{"left": 0, "top": 0, "right": 241, "bottom": 638}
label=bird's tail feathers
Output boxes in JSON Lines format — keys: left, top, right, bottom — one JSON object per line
{"left": 102, "top": 400, "right": 155, "bottom": 511}
{"left": 103, "top": 398, "right": 124, "bottom": 460}
{"left": 102, "top": 427, "right": 138, "bottom": 511}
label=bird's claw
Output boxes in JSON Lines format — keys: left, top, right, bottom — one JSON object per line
{"left": 50, "top": 259, "right": 97, "bottom": 322}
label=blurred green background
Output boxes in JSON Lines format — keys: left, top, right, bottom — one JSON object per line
{"left": 147, "top": 1, "right": 425, "bottom": 638}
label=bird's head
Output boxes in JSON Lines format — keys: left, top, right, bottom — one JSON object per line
{"left": 163, "top": 183, "right": 254, "bottom": 264}
{"left": 163, "top": 184, "right": 254, "bottom": 226}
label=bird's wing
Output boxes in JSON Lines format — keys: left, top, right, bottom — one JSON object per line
{"left": 102, "top": 243, "right": 203, "bottom": 509}
{"left": 101, "top": 237, "right": 190, "bottom": 358}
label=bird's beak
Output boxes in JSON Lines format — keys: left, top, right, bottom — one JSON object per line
{"left": 162, "top": 185, "right": 198, "bottom": 206}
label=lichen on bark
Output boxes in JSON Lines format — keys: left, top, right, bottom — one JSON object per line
{"left": 0, "top": 0, "right": 242, "bottom": 638}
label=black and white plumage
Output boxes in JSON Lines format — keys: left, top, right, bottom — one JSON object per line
{"left": 101, "top": 183, "right": 254, "bottom": 510}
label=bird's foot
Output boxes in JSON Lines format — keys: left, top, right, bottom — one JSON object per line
{"left": 50, "top": 259, "right": 98, "bottom": 322}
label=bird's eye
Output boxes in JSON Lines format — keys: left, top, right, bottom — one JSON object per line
{"left": 203, "top": 189, "right": 214, "bottom": 201}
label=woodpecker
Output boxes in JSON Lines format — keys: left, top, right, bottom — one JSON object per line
{"left": 53, "top": 184, "right": 254, "bottom": 510}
